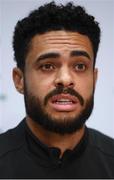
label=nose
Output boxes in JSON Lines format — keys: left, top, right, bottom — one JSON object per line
{"left": 54, "top": 66, "right": 74, "bottom": 88}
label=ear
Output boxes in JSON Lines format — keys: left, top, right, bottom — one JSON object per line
{"left": 93, "top": 68, "right": 98, "bottom": 87}
{"left": 12, "top": 67, "right": 24, "bottom": 94}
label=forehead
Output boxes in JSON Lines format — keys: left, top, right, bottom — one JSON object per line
{"left": 27, "top": 31, "right": 94, "bottom": 61}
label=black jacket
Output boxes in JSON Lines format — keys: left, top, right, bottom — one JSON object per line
{"left": 0, "top": 119, "right": 114, "bottom": 178}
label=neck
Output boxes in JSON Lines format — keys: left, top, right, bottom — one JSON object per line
{"left": 26, "top": 117, "right": 85, "bottom": 157}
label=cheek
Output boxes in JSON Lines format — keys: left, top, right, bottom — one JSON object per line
{"left": 76, "top": 77, "right": 94, "bottom": 99}
{"left": 25, "top": 72, "right": 54, "bottom": 99}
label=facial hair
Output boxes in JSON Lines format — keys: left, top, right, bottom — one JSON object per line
{"left": 24, "top": 84, "right": 94, "bottom": 135}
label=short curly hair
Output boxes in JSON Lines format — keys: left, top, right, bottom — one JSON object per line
{"left": 13, "top": 1, "right": 101, "bottom": 70}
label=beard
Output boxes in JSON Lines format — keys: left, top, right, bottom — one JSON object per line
{"left": 24, "top": 84, "right": 94, "bottom": 135}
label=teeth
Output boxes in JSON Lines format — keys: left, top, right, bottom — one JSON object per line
{"left": 56, "top": 101, "right": 73, "bottom": 105}
{"left": 57, "top": 99, "right": 72, "bottom": 102}
{"left": 55, "top": 99, "right": 73, "bottom": 104}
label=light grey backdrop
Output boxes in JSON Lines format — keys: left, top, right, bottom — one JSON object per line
{"left": 0, "top": 0, "right": 114, "bottom": 137}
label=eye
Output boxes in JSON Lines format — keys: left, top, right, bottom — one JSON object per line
{"left": 74, "top": 63, "right": 86, "bottom": 72}
{"left": 40, "top": 63, "right": 55, "bottom": 71}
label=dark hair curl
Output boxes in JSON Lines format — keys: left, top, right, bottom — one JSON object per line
{"left": 13, "top": 1, "right": 101, "bottom": 70}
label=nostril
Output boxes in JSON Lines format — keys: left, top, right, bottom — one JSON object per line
{"left": 57, "top": 83, "right": 63, "bottom": 86}
{"left": 69, "top": 82, "right": 74, "bottom": 87}
{"left": 56, "top": 82, "right": 74, "bottom": 89}
{"left": 56, "top": 83, "right": 64, "bottom": 89}
{"left": 54, "top": 75, "right": 74, "bottom": 88}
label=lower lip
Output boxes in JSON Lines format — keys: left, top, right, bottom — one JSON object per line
{"left": 49, "top": 102, "right": 78, "bottom": 112}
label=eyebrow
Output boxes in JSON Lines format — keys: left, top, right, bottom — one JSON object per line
{"left": 37, "top": 52, "right": 60, "bottom": 61}
{"left": 36, "top": 50, "right": 91, "bottom": 62}
{"left": 70, "top": 50, "right": 91, "bottom": 60}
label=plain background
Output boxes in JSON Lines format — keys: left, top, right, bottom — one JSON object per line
{"left": 0, "top": 0, "right": 114, "bottom": 137}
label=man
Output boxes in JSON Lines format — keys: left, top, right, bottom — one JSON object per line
{"left": 0, "top": 1, "right": 114, "bottom": 178}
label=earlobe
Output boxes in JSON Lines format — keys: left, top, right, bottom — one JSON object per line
{"left": 94, "top": 68, "right": 98, "bottom": 86}
{"left": 12, "top": 67, "right": 24, "bottom": 94}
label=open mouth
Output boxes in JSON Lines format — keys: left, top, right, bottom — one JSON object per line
{"left": 49, "top": 94, "right": 79, "bottom": 111}
{"left": 51, "top": 94, "right": 78, "bottom": 103}
{"left": 52, "top": 98, "right": 75, "bottom": 104}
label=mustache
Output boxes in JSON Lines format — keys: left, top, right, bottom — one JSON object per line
{"left": 44, "top": 86, "right": 84, "bottom": 106}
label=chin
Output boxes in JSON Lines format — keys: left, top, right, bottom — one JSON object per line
{"left": 47, "top": 111, "right": 80, "bottom": 123}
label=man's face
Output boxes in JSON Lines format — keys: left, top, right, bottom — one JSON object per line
{"left": 17, "top": 31, "right": 97, "bottom": 134}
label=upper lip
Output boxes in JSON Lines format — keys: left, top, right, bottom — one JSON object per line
{"left": 50, "top": 94, "right": 78, "bottom": 104}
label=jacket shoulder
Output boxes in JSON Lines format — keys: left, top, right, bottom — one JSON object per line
{"left": 88, "top": 127, "right": 114, "bottom": 157}
{"left": 0, "top": 120, "right": 25, "bottom": 158}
